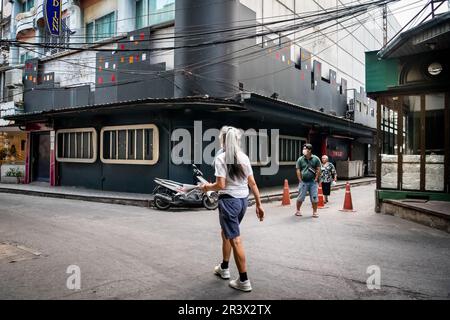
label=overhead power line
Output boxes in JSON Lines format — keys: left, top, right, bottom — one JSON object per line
{"left": 3, "top": 0, "right": 413, "bottom": 101}
{"left": 3, "top": 0, "right": 397, "bottom": 53}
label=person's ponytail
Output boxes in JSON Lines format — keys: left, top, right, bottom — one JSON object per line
{"left": 224, "top": 127, "right": 246, "bottom": 180}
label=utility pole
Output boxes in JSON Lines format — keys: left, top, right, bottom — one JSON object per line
{"left": 382, "top": 4, "right": 388, "bottom": 46}
{"left": 431, "top": 0, "right": 449, "bottom": 18}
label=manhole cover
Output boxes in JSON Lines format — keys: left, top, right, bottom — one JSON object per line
{"left": 0, "top": 243, "right": 41, "bottom": 264}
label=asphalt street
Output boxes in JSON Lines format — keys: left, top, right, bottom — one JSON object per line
{"left": 0, "top": 184, "right": 449, "bottom": 299}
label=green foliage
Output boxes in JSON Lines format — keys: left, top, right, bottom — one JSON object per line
{"left": 5, "top": 168, "right": 23, "bottom": 177}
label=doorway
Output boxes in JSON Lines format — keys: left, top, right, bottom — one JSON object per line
{"left": 31, "top": 132, "right": 50, "bottom": 182}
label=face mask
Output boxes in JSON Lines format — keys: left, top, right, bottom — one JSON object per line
{"left": 302, "top": 149, "right": 308, "bottom": 156}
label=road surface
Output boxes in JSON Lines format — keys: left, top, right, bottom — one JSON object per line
{"left": 0, "top": 184, "right": 449, "bottom": 299}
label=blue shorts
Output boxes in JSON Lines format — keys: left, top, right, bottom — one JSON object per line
{"left": 218, "top": 196, "right": 248, "bottom": 240}
{"left": 297, "top": 181, "right": 319, "bottom": 203}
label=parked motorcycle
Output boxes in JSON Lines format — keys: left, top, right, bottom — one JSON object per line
{"left": 152, "top": 165, "right": 219, "bottom": 210}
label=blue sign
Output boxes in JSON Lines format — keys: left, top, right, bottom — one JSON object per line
{"left": 44, "top": 0, "right": 62, "bottom": 36}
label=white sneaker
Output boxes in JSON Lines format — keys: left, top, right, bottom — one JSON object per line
{"left": 229, "top": 278, "right": 252, "bottom": 292}
{"left": 214, "top": 265, "right": 230, "bottom": 279}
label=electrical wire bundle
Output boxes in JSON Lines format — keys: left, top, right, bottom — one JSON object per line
{"left": 0, "top": 0, "right": 426, "bottom": 103}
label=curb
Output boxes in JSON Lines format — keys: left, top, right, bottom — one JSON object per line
{"left": 0, "top": 179, "right": 375, "bottom": 209}
{"left": 0, "top": 187, "right": 152, "bottom": 208}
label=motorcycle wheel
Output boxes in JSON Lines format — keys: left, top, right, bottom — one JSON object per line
{"left": 203, "top": 193, "right": 219, "bottom": 210}
{"left": 154, "top": 195, "right": 171, "bottom": 210}
{"left": 153, "top": 186, "right": 172, "bottom": 210}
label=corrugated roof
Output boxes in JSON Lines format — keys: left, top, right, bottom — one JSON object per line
{"left": 4, "top": 96, "right": 244, "bottom": 122}
{"left": 378, "top": 12, "right": 450, "bottom": 59}
{"left": 248, "top": 93, "right": 376, "bottom": 134}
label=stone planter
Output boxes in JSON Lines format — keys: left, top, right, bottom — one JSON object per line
{"left": 1, "top": 176, "right": 20, "bottom": 184}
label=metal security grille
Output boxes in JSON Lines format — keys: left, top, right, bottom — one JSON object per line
{"left": 56, "top": 128, "right": 97, "bottom": 163}
{"left": 100, "top": 124, "right": 159, "bottom": 165}
{"left": 279, "top": 135, "right": 305, "bottom": 164}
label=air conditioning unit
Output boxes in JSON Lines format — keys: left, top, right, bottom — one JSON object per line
{"left": 6, "top": 88, "right": 23, "bottom": 104}
{"left": 5, "top": 69, "right": 23, "bottom": 88}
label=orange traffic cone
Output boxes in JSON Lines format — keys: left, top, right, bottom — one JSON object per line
{"left": 317, "top": 183, "right": 325, "bottom": 209}
{"left": 281, "top": 179, "right": 291, "bottom": 206}
{"left": 339, "top": 182, "right": 356, "bottom": 212}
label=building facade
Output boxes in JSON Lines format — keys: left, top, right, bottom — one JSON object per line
{"left": 2, "top": 0, "right": 400, "bottom": 193}
{"left": 365, "top": 10, "right": 450, "bottom": 209}
{"left": 0, "top": 0, "right": 27, "bottom": 181}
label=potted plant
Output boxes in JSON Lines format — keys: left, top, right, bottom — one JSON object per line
{"left": 2, "top": 168, "right": 24, "bottom": 184}
{"left": 15, "top": 169, "right": 24, "bottom": 184}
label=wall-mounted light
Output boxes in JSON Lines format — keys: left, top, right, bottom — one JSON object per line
{"left": 427, "top": 62, "right": 443, "bottom": 76}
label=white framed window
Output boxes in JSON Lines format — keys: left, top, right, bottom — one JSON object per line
{"left": 279, "top": 135, "right": 306, "bottom": 165}
{"left": 100, "top": 124, "right": 159, "bottom": 165}
{"left": 56, "top": 128, "right": 98, "bottom": 163}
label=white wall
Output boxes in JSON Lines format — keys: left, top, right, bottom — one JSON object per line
{"left": 239, "top": 0, "right": 401, "bottom": 91}
{"left": 42, "top": 42, "right": 117, "bottom": 89}
{"left": 84, "top": 0, "right": 118, "bottom": 25}
{"left": 150, "top": 26, "right": 175, "bottom": 70}
{"left": 42, "top": 50, "right": 97, "bottom": 89}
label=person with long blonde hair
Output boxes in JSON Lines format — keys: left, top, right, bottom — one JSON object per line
{"left": 201, "top": 127, "right": 264, "bottom": 292}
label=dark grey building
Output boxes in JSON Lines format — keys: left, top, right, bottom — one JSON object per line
{"left": 5, "top": 0, "right": 378, "bottom": 193}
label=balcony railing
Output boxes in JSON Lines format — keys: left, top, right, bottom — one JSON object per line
{"left": 0, "top": 101, "right": 23, "bottom": 126}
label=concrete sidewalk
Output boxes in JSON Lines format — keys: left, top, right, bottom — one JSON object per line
{"left": 0, "top": 182, "right": 153, "bottom": 207}
{"left": 0, "top": 177, "right": 376, "bottom": 207}
{"left": 251, "top": 177, "right": 376, "bottom": 204}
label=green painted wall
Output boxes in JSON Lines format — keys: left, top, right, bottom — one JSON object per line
{"left": 377, "top": 190, "right": 450, "bottom": 202}
{"left": 365, "top": 51, "right": 400, "bottom": 94}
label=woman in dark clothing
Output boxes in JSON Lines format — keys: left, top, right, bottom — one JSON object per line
{"left": 320, "top": 155, "right": 337, "bottom": 203}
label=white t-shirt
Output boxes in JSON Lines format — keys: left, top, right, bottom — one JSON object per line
{"left": 214, "top": 151, "right": 253, "bottom": 198}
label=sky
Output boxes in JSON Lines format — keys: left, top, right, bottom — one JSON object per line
{"left": 390, "top": 0, "right": 449, "bottom": 28}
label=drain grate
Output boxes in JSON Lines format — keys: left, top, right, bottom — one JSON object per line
{"left": 0, "top": 243, "right": 41, "bottom": 264}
